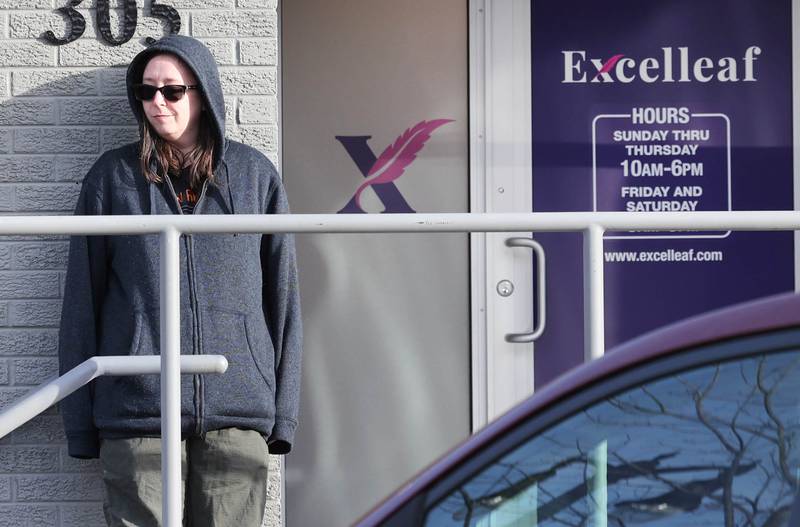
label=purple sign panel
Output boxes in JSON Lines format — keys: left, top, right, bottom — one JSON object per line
{"left": 531, "top": 0, "right": 795, "bottom": 387}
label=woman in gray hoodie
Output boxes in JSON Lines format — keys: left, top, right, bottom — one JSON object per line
{"left": 58, "top": 36, "right": 302, "bottom": 526}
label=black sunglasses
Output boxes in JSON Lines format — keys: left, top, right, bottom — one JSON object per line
{"left": 133, "top": 84, "right": 198, "bottom": 102}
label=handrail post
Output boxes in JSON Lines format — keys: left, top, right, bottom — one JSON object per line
{"left": 583, "top": 225, "right": 605, "bottom": 361}
{"left": 584, "top": 225, "right": 607, "bottom": 525}
{"left": 160, "top": 227, "right": 182, "bottom": 527}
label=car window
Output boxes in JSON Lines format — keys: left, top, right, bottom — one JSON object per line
{"left": 425, "top": 350, "right": 800, "bottom": 526}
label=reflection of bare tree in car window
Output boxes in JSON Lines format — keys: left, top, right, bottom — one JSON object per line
{"left": 426, "top": 349, "right": 800, "bottom": 526}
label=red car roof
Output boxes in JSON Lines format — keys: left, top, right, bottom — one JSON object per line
{"left": 356, "top": 292, "right": 800, "bottom": 526}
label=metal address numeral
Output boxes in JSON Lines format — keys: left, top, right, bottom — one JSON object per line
{"left": 42, "top": 0, "right": 86, "bottom": 45}
{"left": 96, "top": 0, "right": 138, "bottom": 46}
{"left": 145, "top": 0, "right": 181, "bottom": 45}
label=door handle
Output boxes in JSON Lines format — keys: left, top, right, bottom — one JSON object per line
{"left": 504, "top": 237, "right": 546, "bottom": 343}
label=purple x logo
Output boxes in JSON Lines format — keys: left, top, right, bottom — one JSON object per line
{"left": 337, "top": 119, "right": 453, "bottom": 213}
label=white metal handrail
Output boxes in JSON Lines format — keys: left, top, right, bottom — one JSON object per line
{"left": 0, "top": 355, "right": 228, "bottom": 439}
{"left": 0, "top": 210, "right": 798, "bottom": 526}
{"left": 3, "top": 210, "right": 800, "bottom": 234}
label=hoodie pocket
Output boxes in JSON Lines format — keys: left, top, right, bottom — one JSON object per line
{"left": 94, "top": 309, "right": 163, "bottom": 421}
{"left": 202, "top": 307, "right": 273, "bottom": 419}
{"left": 243, "top": 315, "right": 275, "bottom": 392}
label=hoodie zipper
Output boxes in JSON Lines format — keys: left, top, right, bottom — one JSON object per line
{"left": 163, "top": 176, "right": 209, "bottom": 436}
{"left": 189, "top": 180, "right": 209, "bottom": 435}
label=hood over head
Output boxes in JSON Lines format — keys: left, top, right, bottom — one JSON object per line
{"left": 126, "top": 35, "right": 226, "bottom": 170}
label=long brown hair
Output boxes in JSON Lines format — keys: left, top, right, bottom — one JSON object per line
{"left": 138, "top": 94, "right": 216, "bottom": 190}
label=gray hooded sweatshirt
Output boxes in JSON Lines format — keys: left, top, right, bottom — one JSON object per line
{"left": 58, "top": 35, "right": 302, "bottom": 459}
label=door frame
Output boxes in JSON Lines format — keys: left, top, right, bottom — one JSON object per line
{"left": 470, "top": 0, "right": 535, "bottom": 429}
{"left": 471, "top": 0, "right": 800, "bottom": 431}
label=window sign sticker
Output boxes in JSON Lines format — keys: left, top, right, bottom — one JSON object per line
{"left": 592, "top": 109, "right": 732, "bottom": 239}
{"left": 530, "top": 0, "right": 795, "bottom": 384}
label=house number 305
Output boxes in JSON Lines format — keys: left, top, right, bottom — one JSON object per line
{"left": 43, "top": 0, "right": 181, "bottom": 46}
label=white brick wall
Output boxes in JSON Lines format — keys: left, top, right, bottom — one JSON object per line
{"left": 0, "top": 1, "right": 282, "bottom": 525}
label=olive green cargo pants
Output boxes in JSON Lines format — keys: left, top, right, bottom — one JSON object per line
{"left": 99, "top": 428, "right": 270, "bottom": 527}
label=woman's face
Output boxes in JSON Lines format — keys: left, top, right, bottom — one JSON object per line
{"left": 140, "top": 54, "right": 202, "bottom": 152}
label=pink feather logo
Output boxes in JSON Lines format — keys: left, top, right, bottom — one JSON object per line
{"left": 593, "top": 54, "right": 625, "bottom": 80}
{"left": 352, "top": 119, "right": 453, "bottom": 210}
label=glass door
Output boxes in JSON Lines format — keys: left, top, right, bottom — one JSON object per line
{"left": 282, "top": 1, "right": 471, "bottom": 525}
